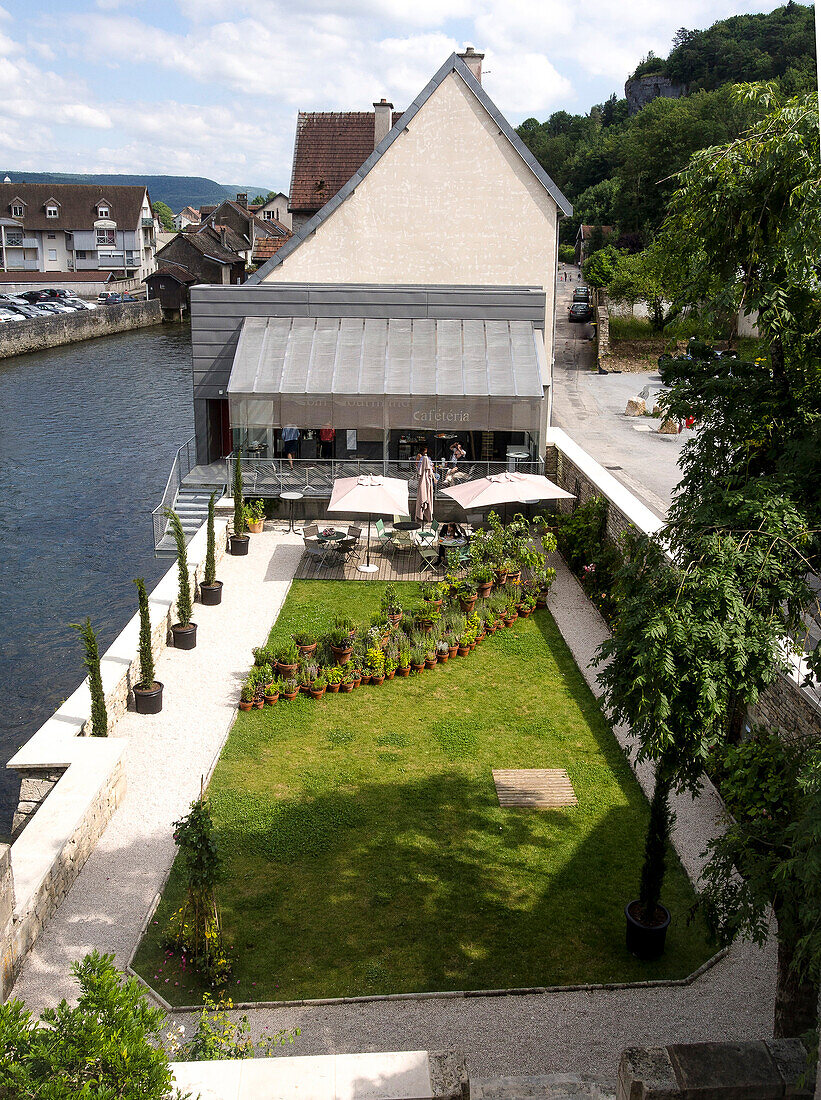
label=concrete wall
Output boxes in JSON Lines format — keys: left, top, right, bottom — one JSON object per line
{"left": 544, "top": 427, "right": 821, "bottom": 746}
{"left": 0, "top": 299, "right": 161, "bottom": 360}
{"left": 0, "top": 515, "right": 228, "bottom": 1002}
{"left": 261, "top": 73, "right": 559, "bottom": 365}
{"left": 0, "top": 276, "right": 144, "bottom": 297}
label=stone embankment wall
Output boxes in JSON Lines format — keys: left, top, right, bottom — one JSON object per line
{"left": 544, "top": 427, "right": 821, "bottom": 747}
{"left": 0, "top": 515, "right": 228, "bottom": 1002}
{"left": 0, "top": 299, "right": 162, "bottom": 360}
{"left": 595, "top": 291, "right": 611, "bottom": 369}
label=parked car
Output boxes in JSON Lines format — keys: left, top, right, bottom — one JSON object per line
{"left": 0, "top": 307, "right": 24, "bottom": 323}
{"left": 40, "top": 288, "right": 72, "bottom": 299}
{"left": 18, "top": 290, "right": 54, "bottom": 304}
{"left": 0, "top": 297, "right": 53, "bottom": 318}
{"left": 63, "top": 297, "right": 97, "bottom": 310}
{"left": 31, "top": 300, "right": 76, "bottom": 314}
{"left": 568, "top": 302, "right": 593, "bottom": 323}
{"left": 573, "top": 286, "right": 590, "bottom": 302}
{"left": 97, "top": 292, "right": 140, "bottom": 304}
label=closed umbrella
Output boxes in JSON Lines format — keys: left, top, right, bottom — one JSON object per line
{"left": 441, "top": 472, "right": 574, "bottom": 512}
{"left": 415, "top": 455, "right": 436, "bottom": 524}
{"left": 328, "top": 474, "right": 410, "bottom": 573}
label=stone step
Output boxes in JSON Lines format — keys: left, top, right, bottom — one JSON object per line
{"left": 471, "top": 1075, "right": 617, "bottom": 1100}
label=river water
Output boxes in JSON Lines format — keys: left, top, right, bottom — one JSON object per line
{"left": 0, "top": 324, "right": 194, "bottom": 836}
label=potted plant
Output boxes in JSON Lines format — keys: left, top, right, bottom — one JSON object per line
{"left": 414, "top": 603, "right": 438, "bottom": 634}
{"left": 264, "top": 678, "right": 280, "bottom": 705}
{"left": 533, "top": 567, "right": 557, "bottom": 608}
{"left": 281, "top": 677, "right": 299, "bottom": 701}
{"left": 501, "top": 558, "right": 521, "bottom": 585}
{"left": 518, "top": 592, "right": 536, "bottom": 618}
{"left": 424, "top": 646, "right": 437, "bottom": 670}
{"left": 381, "top": 583, "right": 403, "bottom": 626}
{"left": 70, "top": 617, "right": 108, "bottom": 736}
{"left": 458, "top": 581, "right": 478, "bottom": 614}
{"left": 328, "top": 627, "right": 353, "bottom": 664}
{"left": 410, "top": 647, "right": 425, "bottom": 673}
{"left": 292, "top": 628, "right": 318, "bottom": 658}
{"left": 325, "top": 666, "right": 344, "bottom": 693}
{"left": 446, "top": 634, "right": 459, "bottom": 659}
{"left": 229, "top": 452, "right": 249, "bottom": 555}
{"left": 457, "top": 633, "right": 472, "bottom": 656}
{"left": 351, "top": 666, "right": 362, "bottom": 688}
{"left": 132, "top": 578, "right": 163, "bottom": 714}
{"left": 419, "top": 581, "right": 443, "bottom": 609}
{"left": 298, "top": 664, "right": 316, "bottom": 694}
{"left": 625, "top": 772, "right": 673, "bottom": 960}
{"left": 239, "top": 682, "right": 254, "bottom": 710}
{"left": 384, "top": 656, "right": 396, "bottom": 680}
{"left": 165, "top": 509, "right": 197, "bottom": 649}
{"left": 244, "top": 498, "right": 265, "bottom": 534}
{"left": 397, "top": 647, "right": 411, "bottom": 676}
{"left": 309, "top": 674, "right": 327, "bottom": 700}
{"left": 333, "top": 613, "right": 357, "bottom": 640}
{"left": 471, "top": 563, "right": 494, "bottom": 599}
{"left": 436, "top": 640, "right": 450, "bottom": 663}
{"left": 339, "top": 668, "right": 355, "bottom": 693}
{"left": 200, "top": 491, "right": 223, "bottom": 605}
{"left": 276, "top": 640, "right": 300, "bottom": 677}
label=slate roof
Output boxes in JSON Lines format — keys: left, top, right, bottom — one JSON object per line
{"left": 289, "top": 110, "right": 403, "bottom": 213}
{"left": 0, "top": 182, "right": 149, "bottom": 231}
{"left": 146, "top": 262, "right": 197, "bottom": 284}
{"left": 198, "top": 222, "right": 249, "bottom": 254}
{"left": 249, "top": 54, "right": 572, "bottom": 284}
{"left": 159, "top": 230, "right": 241, "bottom": 266}
{"left": 177, "top": 206, "right": 200, "bottom": 222}
{"left": 251, "top": 233, "right": 293, "bottom": 264}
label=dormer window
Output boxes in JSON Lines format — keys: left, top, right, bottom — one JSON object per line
{"left": 97, "top": 205, "right": 110, "bottom": 218}
{"left": 46, "top": 205, "right": 59, "bottom": 218}
{"left": 11, "top": 204, "right": 24, "bottom": 219}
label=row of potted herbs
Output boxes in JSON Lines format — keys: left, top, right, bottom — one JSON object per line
{"left": 238, "top": 573, "right": 555, "bottom": 708}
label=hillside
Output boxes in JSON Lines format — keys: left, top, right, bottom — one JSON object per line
{"left": 517, "top": 2, "right": 817, "bottom": 244}
{"left": 0, "top": 173, "right": 275, "bottom": 212}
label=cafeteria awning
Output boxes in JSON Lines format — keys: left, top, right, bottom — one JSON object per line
{"left": 227, "top": 315, "right": 547, "bottom": 434}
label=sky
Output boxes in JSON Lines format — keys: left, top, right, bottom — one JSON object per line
{"left": 0, "top": 0, "right": 815, "bottom": 193}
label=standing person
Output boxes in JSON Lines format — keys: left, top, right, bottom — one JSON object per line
{"left": 281, "top": 425, "right": 300, "bottom": 469}
{"left": 443, "top": 440, "right": 466, "bottom": 486}
{"left": 319, "top": 424, "right": 335, "bottom": 460}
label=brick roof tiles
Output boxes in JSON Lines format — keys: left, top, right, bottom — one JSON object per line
{"left": 290, "top": 110, "right": 402, "bottom": 213}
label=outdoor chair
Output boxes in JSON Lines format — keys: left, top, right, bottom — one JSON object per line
{"left": 375, "top": 518, "right": 394, "bottom": 551}
{"left": 304, "top": 540, "right": 334, "bottom": 571}
{"left": 391, "top": 529, "right": 413, "bottom": 553}
{"left": 418, "top": 540, "right": 440, "bottom": 575}
{"left": 301, "top": 523, "right": 319, "bottom": 540}
{"left": 338, "top": 525, "right": 362, "bottom": 563}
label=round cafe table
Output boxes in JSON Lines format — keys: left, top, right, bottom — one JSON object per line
{"left": 317, "top": 529, "right": 344, "bottom": 543}
{"left": 394, "top": 520, "right": 421, "bottom": 532}
{"left": 438, "top": 536, "right": 467, "bottom": 548}
{"left": 280, "top": 491, "right": 303, "bottom": 532}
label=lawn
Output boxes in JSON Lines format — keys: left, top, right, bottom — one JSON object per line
{"left": 133, "top": 580, "right": 714, "bottom": 1004}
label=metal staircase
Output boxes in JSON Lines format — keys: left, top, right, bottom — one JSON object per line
{"left": 155, "top": 486, "right": 215, "bottom": 551}
{"left": 152, "top": 437, "right": 226, "bottom": 551}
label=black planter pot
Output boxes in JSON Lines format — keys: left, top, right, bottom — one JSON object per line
{"left": 133, "top": 681, "right": 164, "bottom": 714}
{"left": 200, "top": 581, "right": 223, "bottom": 605}
{"left": 229, "top": 534, "right": 249, "bottom": 556}
{"left": 625, "top": 900, "right": 671, "bottom": 960}
{"left": 171, "top": 622, "right": 198, "bottom": 650}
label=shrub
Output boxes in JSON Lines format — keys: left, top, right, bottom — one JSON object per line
{"left": 70, "top": 618, "right": 107, "bottom": 737}
{"left": 204, "top": 491, "right": 218, "bottom": 587}
{"left": 165, "top": 510, "right": 192, "bottom": 628}
{"left": 232, "top": 453, "right": 245, "bottom": 536}
{"left": 133, "top": 578, "right": 155, "bottom": 689}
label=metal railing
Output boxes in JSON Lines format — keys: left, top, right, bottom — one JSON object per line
{"left": 151, "top": 436, "right": 196, "bottom": 549}
{"left": 227, "top": 455, "right": 544, "bottom": 501}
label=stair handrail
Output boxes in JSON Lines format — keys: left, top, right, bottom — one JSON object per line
{"left": 152, "top": 436, "right": 196, "bottom": 549}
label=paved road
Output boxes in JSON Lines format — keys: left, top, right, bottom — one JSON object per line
{"left": 552, "top": 268, "right": 689, "bottom": 519}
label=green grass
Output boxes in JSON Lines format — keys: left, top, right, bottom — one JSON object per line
{"left": 609, "top": 314, "right": 763, "bottom": 359}
{"left": 133, "top": 581, "right": 714, "bottom": 1004}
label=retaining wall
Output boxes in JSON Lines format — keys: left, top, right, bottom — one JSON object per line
{"left": 544, "top": 427, "right": 821, "bottom": 746}
{"left": 0, "top": 299, "right": 162, "bottom": 360}
{"left": 0, "top": 515, "right": 228, "bottom": 1001}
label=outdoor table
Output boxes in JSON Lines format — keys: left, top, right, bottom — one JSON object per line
{"left": 394, "top": 520, "right": 421, "bottom": 531}
{"left": 438, "top": 536, "right": 467, "bottom": 548}
{"left": 280, "top": 491, "right": 304, "bottom": 532}
{"left": 317, "top": 529, "right": 345, "bottom": 543}
{"left": 507, "top": 449, "right": 531, "bottom": 471}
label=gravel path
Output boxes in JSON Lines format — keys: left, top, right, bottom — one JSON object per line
{"left": 13, "top": 528, "right": 304, "bottom": 1010}
{"left": 15, "top": 540, "right": 773, "bottom": 1081}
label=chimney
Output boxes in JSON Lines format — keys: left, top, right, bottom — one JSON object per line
{"left": 236, "top": 192, "right": 248, "bottom": 209}
{"left": 457, "top": 46, "right": 484, "bottom": 84}
{"left": 220, "top": 226, "right": 228, "bottom": 250}
{"left": 373, "top": 98, "right": 394, "bottom": 148}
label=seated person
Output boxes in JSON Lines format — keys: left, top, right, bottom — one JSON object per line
{"left": 442, "top": 441, "right": 466, "bottom": 485}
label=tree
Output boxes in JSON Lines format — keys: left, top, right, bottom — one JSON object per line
{"left": 133, "top": 578, "right": 155, "bottom": 689}
{"left": 204, "top": 490, "right": 217, "bottom": 587}
{"left": 581, "top": 244, "right": 621, "bottom": 288}
{"left": 165, "top": 510, "right": 192, "bottom": 628}
{"left": 70, "top": 618, "right": 107, "bottom": 737}
{"left": 251, "top": 194, "right": 266, "bottom": 205}
{"left": 606, "top": 246, "right": 681, "bottom": 329}
{"left": 232, "top": 452, "right": 245, "bottom": 537}
{"left": 701, "top": 733, "right": 821, "bottom": 1037}
{"left": 153, "top": 200, "right": 175, "bottom": 231}
{"left": 0, "top": 951, "right": 181, "bottom": 1098}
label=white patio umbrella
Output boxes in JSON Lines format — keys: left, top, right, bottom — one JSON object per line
{"left": 440, "top": 471, "right": 574, "bottom": 512}
{"left": 327, "top": 474, "right": 410, "bottom": 573}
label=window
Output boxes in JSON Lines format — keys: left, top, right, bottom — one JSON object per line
{"left": 46, "top": 206, "right": 59, "bottom": 218}
{"left": 97, "top": 205, "right": 110, "bottom": 218}
{"left": 76, "top": 250, "right": 86, "bottom": 260}
{"left": 48, "top": 249, "right": 57, "bottom": 261}
{"left": 47, "top": 233, "right": 56, "bottom": 240}
{"left": 6, "top": 229, "right": 23, "bottom": 247}
{"left": 96, "top": 229, "right": 115, "bottom": 247}
{"left": 11, "top": 204, "right": 24, "bottom": 218}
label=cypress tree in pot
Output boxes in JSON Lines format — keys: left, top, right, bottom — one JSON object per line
{"left": 199, "top": 491, "right": 223, "bottom": 605}
{"left": 70, "top": 618, "right": 107, "bottom": 736}
{"left": 229, "top": 453, "right": 249, "bottom": 555}
{"left": 166, "top": 509, "right": 197, "bottom": 649}
{"left": 132, "top": 578, "right": 163, "bottom": 713}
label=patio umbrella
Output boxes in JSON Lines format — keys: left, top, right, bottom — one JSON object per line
{"left": 327, "top": 474, "right": 409, "bottom": 573}
{"left": 440, "top": 471, "right": 574, "bottom": 512}
{"left": 415, "top": 457, "right": 436, "bottom": 524}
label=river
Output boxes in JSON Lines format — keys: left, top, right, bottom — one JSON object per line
{"left": 0, "top": 324, "right": 194, "bottom": 836}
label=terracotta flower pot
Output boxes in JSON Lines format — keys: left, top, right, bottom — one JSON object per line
{"left": 339, "top": 682, "right": 354, "bottom": 693}
{"left": 425, "top": 657, "right": 437, "bottom": 670}
{"left": 309, "top": 686, "right": 326, "bottom": 699}
{"left": 385, "top": 669, "right": 396, "bottom": 680}
{"left": 536, "top": 596, "right": 548, "bottom": 609}
{"left": 411, "top": 661, "right": 425, "bottom": 673}
{"left": 503, "top": 614, "right": 517, "bottom": 626}
{"left": 438, "top": 652, "right": 449, "bottom": 663}
{"left": 327, "top": 682, "right": 341, "bottom": 693}
{"left": 254, "top": 698, "right": 264, "bottom": 708}
{"left": 246, "top": 519, "right": 264, "bottom": 534}
{"left": 330, "top": 645, "right": 353, "bottom": 665}
{"left": 494, "top": 570, "right": 508, "bottom": 586}
{"left": 239, "top": 699, "right": 254, "bottom": 711}
{"left": 387, "top": 612, "right": 403, "bottom": 626}
{"left": 352, "top": 676, "right": 362, "bottom": 688}
{"left": 423, "top": 597, "right": 443, "bottom": 610}
{"left": 294, "top": 640, "right": 317, "bottom": 658}
{"left": 397, "top": 666, "right": 411, "bottom": 677}
{"left": 281, "top": 688, "right": 299, "bottom": 701}
{"left": 506, "top": 570, "right": 522, "bottom": 585}
{"left": 277, "top": 661, "right": 299, "bottom": 678}
{"left": 459, "top": 595, "right": 477, "bottom": 614}
{"left": 457, "top": 645, "right": 470, "bottom": 656}
{"left": 371, "top": 675, "right": 385, "bottom": 685}
{"left": 264, "top": 692, "right": 280, "bottom": 706}
{"left": 477, "top": 581, "right": 493, "bottom": 599}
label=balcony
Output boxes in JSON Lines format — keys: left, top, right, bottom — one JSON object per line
{"left": 141, "top": 217, "right": 154, "bottom": 228}
{"left": 22, "top": 237, "right": 38, "bottom": 248}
